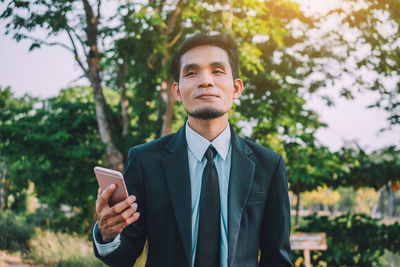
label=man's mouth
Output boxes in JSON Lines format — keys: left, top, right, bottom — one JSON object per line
{"left": 196, "top": 93, "right": 219, "bottom": 100}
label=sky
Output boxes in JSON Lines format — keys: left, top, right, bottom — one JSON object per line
{"left": 1, "top": 0, "right": 399, "bottom": 153}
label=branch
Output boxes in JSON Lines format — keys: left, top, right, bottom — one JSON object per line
{"left": 165, "top": 29, "right": 183, "bottom": 48}
{"left": 68, "top": 26, "right": 88, "bottom": 59}
{"left": 96, "top": 0, "right": 101, "bottom": 22}
{"left": 147, "top": 53, "right": 155, "bottom": 69}
{"left": 65, "top": 28, "right": 89, "bottom": 76}
{"left": 17, "top": 34, "right": 74, "bottom": 52}
{"left": 158, "top": 0, "right": 166, "bottom": 13}
{"left": 66, "top": 74, "right": 86, "bottom": 87}
{"left": 163, "top": 0, "right": 184, "bottom": 37}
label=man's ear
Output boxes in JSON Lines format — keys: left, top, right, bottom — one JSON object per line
{"left": 171, "top": 82, "right": 182, "bottom": 102}
{"left": 233, "top": 78, "right": 243, "bottom": 99}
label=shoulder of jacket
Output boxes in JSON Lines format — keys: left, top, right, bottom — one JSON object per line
{"left": 128, "top": 132, "right": 175, "bottom": 155}
{"left": 238, "top": 136, "right": 281, "bottom": 160}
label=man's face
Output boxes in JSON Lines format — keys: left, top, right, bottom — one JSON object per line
{"left": 171, "top": 45, "right": 243, "bottom": 120}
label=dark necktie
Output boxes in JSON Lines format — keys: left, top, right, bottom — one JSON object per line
{"left": 195, "top": 145, "right": 221, "bottom": 267}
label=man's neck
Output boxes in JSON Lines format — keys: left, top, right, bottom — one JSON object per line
{"left": 187, "top": 114, "right": 229, "bottom": 142}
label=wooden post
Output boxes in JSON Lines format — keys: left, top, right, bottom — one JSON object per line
{"left": 304, "top": 249, "right": 311, "bottom": 267}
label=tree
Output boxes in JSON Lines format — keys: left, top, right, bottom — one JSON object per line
{"left": 0, "top": 87, "right": 107, "bottom": 233}
{"left": 0, "top": 87, "right": 39, "bottom": 211}
{"left": 1, "top": 0, "right": 124, "bottom": 170}
{"left": 101, "top": 0, "right": 189, "bottom": 143}
{"left": 329, "top": 0, "right": 400, "bottom": 127}
{"left": 2, "top": 0, "right": 364, "bottom": 232}
{"left": 285, "top": 144, "right": 344, "bottom": 226}
{"left": 335, "top": 146, "right": 400, "bottom": 190}
{"left": 1, "top": 0, "right": 343, "bottom": 159}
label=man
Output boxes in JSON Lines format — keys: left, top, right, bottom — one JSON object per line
{"left": 93, "top": 33, "right": 293, "bottom": 267}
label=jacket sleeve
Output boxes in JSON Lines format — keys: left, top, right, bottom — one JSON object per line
{"left": 93, "top": 148, "right": 148, "bottom": 267}
{"left": 93, "top": 222, "right": 121, "bottom": 256}
{"left": 259, "top": 155, "right": 293, "bottom": 267}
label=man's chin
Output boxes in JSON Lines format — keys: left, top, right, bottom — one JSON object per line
{"left": 187, "top": 108, "right": 226, "bottom": 120}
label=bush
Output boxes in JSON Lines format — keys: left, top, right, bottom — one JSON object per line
{"left": 29, "top": 229, "right": 106, "bottom": 267}
{"left": 26, "top": 206, "right": 96, "bottom": 236}
{"left": 292, "top": 213, "right": 400, "bottom": 266}
{"left": 26, "top": 206, "right": 64, "bottom": 229}
{"left": 0, "top": 211, "right": 34, "bottom": 252}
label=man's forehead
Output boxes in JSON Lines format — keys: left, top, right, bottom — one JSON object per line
{"left": 180, "top": 45, "right": 230, "bottom": 68}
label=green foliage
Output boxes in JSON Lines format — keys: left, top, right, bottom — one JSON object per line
{"left": 25, "top": 206, "right": 89, "bottom": 235}
{"left": 335, "top": 146, "right": 400, "bottom": 190}
{"left": 1, "top": 0, "right": 345, "bottom": 198}
{"left": 286, "top": 145, "right": 343, "bottom": 194}
{"left": 0, "top": 211, "right": 34, "bottom": 252}
{"left": 335, "top": 187, "right": 378, "bottom": 214}
{"left": 293, "top": 213, "right": 400, "bottom": 266}
{"left": 101, "top": 0, "right": 335, "bottom": 148}
{"left": 0, "top": 87, "right": 105, "bottom": 234}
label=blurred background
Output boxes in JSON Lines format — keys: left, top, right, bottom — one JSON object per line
{"left": 0, "top": 0, "right": 399, "bottom": 266}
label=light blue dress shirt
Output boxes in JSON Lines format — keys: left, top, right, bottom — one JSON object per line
{"left": 186, "top": 123, "right": 231, "bottom": 267}
{"left": 94, "top": 123, "right": 232, "bottom": 267}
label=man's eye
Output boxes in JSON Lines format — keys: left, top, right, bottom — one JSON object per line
{"left": 213, "top": 69, "right": 225, "bottom": 74}
{"left": 185, "top": 71, "right": 196, "bottom": 77}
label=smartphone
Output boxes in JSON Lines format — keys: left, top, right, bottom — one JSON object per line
{"left": 94, "top": 166, "right": 129, "bottom": 206}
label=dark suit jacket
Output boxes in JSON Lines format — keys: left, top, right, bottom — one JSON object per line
{"left": 94, "top": 124, "right": 293, "bottom": 267}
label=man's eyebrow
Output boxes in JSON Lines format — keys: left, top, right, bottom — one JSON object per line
{"left": 181, "top": 63, "right": 199, "bottom": 73}
{"left": 181, "top": 61, "right": 228, "bottom": 73}
{"left": 210, "top": 62, "right": 228, "bottom": 68}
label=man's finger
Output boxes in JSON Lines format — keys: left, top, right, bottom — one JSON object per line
{"left": 96, "top": 188, "right": 102, "bottom": 209}
{"left": 111, "top": 212, "right": 140, "bottom": 232}
{"left": 109, "top": 219, "right": 131, "bottom": 235}
{"left": 108, "top": 203, "right": 138, "bottom": 225}
{"left": 99, "top": 208, "right": 140, "bottom": 240}
{"left": 98, "top": 184, "right": 116, "bottom": 209}
{"left": 112, "top": 195, "right": 136, "bottom": 214}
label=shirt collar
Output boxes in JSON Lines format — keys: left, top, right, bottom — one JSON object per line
{"left": 185, "top": 122, "right": 231, "bottom": 162}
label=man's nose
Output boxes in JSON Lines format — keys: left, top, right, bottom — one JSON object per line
{"left": 198, "top": 72, "right": 213, "bottom": 88}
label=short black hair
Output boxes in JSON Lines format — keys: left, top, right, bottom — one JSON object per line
{"left": 170, "top": 32, "right": 239, "bottom": 82}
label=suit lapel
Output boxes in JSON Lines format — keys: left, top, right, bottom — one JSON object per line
{"left": 162, "top": 125, "right": 192, "bottom": 265}
{"left": 227, "top": 128, "right": 255, "bottom": 266}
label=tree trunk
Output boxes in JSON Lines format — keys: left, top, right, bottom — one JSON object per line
{"left": 161, "top": 80, "right": 175, "bottom": 136}
{"left": 121, "top": 87, "right": 130, "bottom": 137}
{"left": 153, "top": 0, "right": 184, "bottom": 137}
{"left": 295, "top": 191, "right": 300, "bottom": 229}
{"left": 83, "top": 0, "right": 124, "bottom": 171}
{"left": 388, "top": 183, "right": 395, "bottom": 218}
{"left": 225, "top": 0, "right": 233, "bottom": 32}
{"left": 0, "top": 165, "right": 6, "bottom": 211}
{"left": 93, "top": 82, "right": 124, "bottom": 171}
{"left": 118, "top": 57, "right": 131, "bottom": 137}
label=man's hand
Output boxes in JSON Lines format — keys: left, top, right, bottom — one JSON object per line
{"left": 96, "top": 184, "right": 140, "bottom": 242}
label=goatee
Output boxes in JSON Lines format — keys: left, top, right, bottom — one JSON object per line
{"left": 187, "top": 108, "right": 226, "bottom": 120}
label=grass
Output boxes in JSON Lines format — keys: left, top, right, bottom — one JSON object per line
{"left": 28, "top": 229, "right": 106, "bottom": 267}
{"left": 27, "top": 228, "right": 148, "bottom": 267}
{"left": 4, "top": 226, "right": 398, "bottom": 267}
